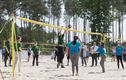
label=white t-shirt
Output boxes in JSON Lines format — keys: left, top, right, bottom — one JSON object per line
{"left": 112, "top": 48, "right": 116, "bottom": 54}
{"left": 91, "top": 46, "right": 98, "bottom": 54}
{"left": 82, "top": 45, "right": 87, "bottom": 57}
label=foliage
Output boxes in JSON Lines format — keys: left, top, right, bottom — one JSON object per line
{"left": 20, "top": 0, "right": 48, "bottom": 20}
{"left": 78, "top": 0, "right": 114, "bottom": 41}
{"left": 65, "top": 0, "right": 79, "bottom": 16}
{"left": 49, "top": 0, "right": 62, "bottom": 18}
{"left": 0, "top": 0, "right": 126, "bottom": 48}
{"left": 19, "top": 25, "right": 56, "bottom": 43}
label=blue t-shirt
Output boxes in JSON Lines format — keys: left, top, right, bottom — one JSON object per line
{"left": 97, "top": 46, "right": 106, "bottom": 56}
{"left": 68, "top": 41, "right": 81, "bottom": 54}
{"left": 2, "top": 48, "right": 6, "bottom": 54}
{"left": 28, "top": 48, "right": 32, "bottom": 53}
{"left": 116, "top": 46, "right": 124, "bottom": 56}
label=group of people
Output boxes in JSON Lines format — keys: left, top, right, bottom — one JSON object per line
{"left": 1, "top": 30, "right": 126, "bottom": 76}
{"left": 53, "top": 29, "right": 107, "bottom": 75}
{"left": 54, "top": 30, "right": 126, "bottom": 76}
{"left": 2, "top": 36, "right": 40, "bottom": 69}
{"left": 66, "top": 38, "right": 107, "bottom": 75}
{"left": 2, "top": 39, "right": 12, "bottom": 67}
{"left": 2, "top": 36, "right": 23, "bottom": 68}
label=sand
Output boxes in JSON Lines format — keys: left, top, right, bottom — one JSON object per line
{"left": 0, "top": 51, "right": 126, "bottom": 80}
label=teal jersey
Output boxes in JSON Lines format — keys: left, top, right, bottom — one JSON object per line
{"left": 68, "top": 41, "right": 81, "bottom": 54}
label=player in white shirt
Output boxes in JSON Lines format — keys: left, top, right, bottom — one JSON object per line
{"left": 81, "top": 42, "right": 87, "bottom": 66}
{"left": 90, "top": 42, "right": 98, "bottom": 67}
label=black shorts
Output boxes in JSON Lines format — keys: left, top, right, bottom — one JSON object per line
{"left": 28, "top": 52, "right": 31, "bottom": 56}
{"left": 111, "top": 54, "right": 115, "bottom": 57}
{"left": 91, "top": 54, "right": 97, "bottom": 57}
{"left": 56, "top": 46, "right": 64, "bottom": 63}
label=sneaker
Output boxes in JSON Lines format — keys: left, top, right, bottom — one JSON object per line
{"left": 102, "top": 71, "right": 105, "bottom": 73}
{"left": 61, "top": 65, "right": 65, "bottom": 68}
{"left": 4, "top": 65, "right": 7, "bottom": 67}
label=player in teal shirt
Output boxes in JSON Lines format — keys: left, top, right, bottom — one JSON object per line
{"left": 115, "top": 42, "right": 124, "bottom": 69}
{"left": 116, "top": 46, "right": 124, "bottom": 56}
{"left": 68, "top": 41, "right": 81, "bottom": 54}
{"left": 97, "top": 42, "right": 106, "bottom": 73}
{"left": 68, "top": 36, "right": 81, "bottom": 76}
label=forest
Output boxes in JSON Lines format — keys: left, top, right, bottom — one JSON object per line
{"left": 0, "top": 0, "right": 126, "bottom": 48}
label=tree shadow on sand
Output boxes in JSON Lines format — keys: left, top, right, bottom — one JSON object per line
{"left": 88, "top": 71, "right": 103, "bottom": 74}
{"left": 107, "top": 69, "right": 122, "bottom": 71}
{"left": 122, "top": 75, "right": 126, "bottom": 77}
{"left": 55, "top": 74, "right": 72, "bottom": 77}
{"left": 40, "top": 69, "right": 58, "bottom": 72}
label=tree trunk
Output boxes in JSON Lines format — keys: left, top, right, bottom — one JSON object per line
{"left": 121, "top": 12, "right": 123, "bottom": 42}
{"left": 112, "top": 9, "right": 115, "bottom": 42}
{"left": 118, "top": 12, "right": 121, "bottom": 40}
{"left": 57, "top": 18, "right": 60, "bottom": 26}
{"left": 20, "top": 10, "right": 23, "bottom": 36}
{"left": 115, "top": 20, "right": 118, "bottom": 42}
{"left": 83, "top": 17, "right": 86, "bottom": 42}
{"left": 73, "top": 15, "right": 75, "bottom": 36}
{"left": 53, "top": 16, "right": 55, "bottom": 43}
{"left": 68, "top": 17, "right": 71, "bottom": 42}
{"left": 112, "top": 22, "right": 114, "bottom": 42}
{"left": 75, "top": 15, "right": 77, "bottom": 35}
